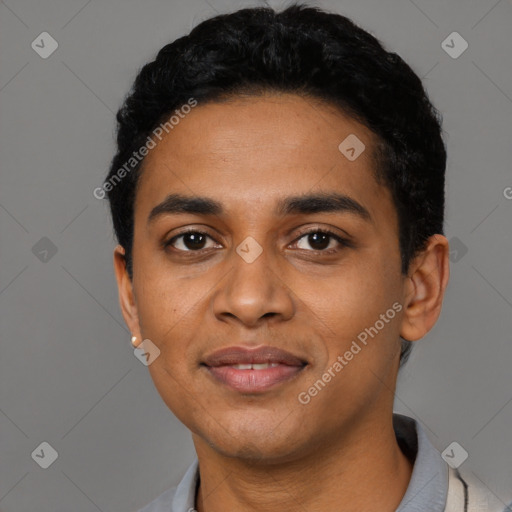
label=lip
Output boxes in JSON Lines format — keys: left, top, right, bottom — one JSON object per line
{"left": 203, "top": 346, "right": 307, "bottom": 367}
{"left": 202, "top": 345, "right": 308, "bottom": 393}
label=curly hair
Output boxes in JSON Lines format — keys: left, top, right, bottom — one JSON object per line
{"left": 105, "top": 3, "right": 447, "bottom": 366}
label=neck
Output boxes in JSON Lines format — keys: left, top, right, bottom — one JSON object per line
{"left": 193, "top": 413, "right": 413, "bottom": 512}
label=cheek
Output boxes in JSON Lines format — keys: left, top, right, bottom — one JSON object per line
{"left": 135, "top": 278, "right": 203, "bottom": 414}
{"left": 133, "top": 271, "right": 195, "bottom": 357}
{"left": 302, "top": 259, "right": 396, "bottom": 326}
{"left": 302, "top": 254, "right": 402, "bottom": 368}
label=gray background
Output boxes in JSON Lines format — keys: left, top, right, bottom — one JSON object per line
{"left": 0, "top": 0, "right": 511, "bottom": 510}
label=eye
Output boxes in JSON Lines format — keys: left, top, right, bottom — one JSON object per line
{"left": 165, "top": 230, "right": 220, "bottom": 252}
{"left": 293, "top": 229, "right": 350, "bottom": 253}
{"left": 163, "top": 227, "right": 351, "bottom": 255}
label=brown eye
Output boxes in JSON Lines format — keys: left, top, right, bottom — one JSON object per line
{"left": 294, "top": 229, "right": 350, "bottom": 253}
{"left": 166, "top": 231, "right": 217, "bottom": 252}
{"left": 303, "top": 232, "right": 330, "bottom": 250}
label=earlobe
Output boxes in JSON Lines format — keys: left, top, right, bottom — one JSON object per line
{"left": 400, "top": 234, "right": 450, "bottom": 342}
{"left": 113, "top": 245, "right": 142, "bottom": 339}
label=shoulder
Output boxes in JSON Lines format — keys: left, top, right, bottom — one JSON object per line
{"left": 136, "top": 485, "right": 177, "bottom": 512}
{"left": 445, "top": 466, "right": 511, "bottom": 512}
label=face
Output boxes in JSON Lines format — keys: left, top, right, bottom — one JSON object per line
{"left": 114, "top": 93, "right": 444, "bottom": 463}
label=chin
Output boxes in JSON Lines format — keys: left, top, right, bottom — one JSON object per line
{"left": 212, "top": 437, "right": 303, "bottom": 464}
{"left": 194, "top": 414, "right": 309, "bottom": 463}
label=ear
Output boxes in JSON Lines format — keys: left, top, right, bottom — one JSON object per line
{"left": 113, "top": 245, "right": 142, "bottom": 346}
{"left": 400, "top": 234, "right": 450, "bottom": 342}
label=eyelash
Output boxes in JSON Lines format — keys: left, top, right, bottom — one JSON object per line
{"left": 163, "top": 227, "right": 352, "bottom": 255}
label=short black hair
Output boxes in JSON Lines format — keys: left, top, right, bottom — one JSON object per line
{"left": 105, "top": 3, "right": 447, "bottom": 366}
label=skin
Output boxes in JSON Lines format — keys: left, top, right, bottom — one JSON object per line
{"left": 114, "top": 93, "right": 450, "bottom": 512}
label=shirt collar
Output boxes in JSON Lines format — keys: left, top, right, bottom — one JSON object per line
{"left": 394, "top": 413, "right": 448, "bottom": 511}
{"left": 170, "top": 413, "right": 448, "bottom": 512}
{"left": 171, "top": 457, "right": 199, "bottom": 512}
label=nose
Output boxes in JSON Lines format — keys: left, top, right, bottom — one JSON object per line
{"left": 212, "top": 242, "right": 295, "bottom": 327}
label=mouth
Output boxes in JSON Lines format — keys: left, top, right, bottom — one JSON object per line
{"left": 201, "top": 345, "right": 308, "bottom": 393}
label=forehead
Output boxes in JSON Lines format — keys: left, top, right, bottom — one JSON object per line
{"left": 136, "top": 93, "right": 388, "bottom": 220}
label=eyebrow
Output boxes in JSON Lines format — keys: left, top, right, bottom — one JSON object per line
{"left": 147, "top": 192, "right": 371, "bottom": 224}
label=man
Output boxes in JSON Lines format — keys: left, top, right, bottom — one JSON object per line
{"left": 104, "top": 4, "right": 509, "bottom": 511}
